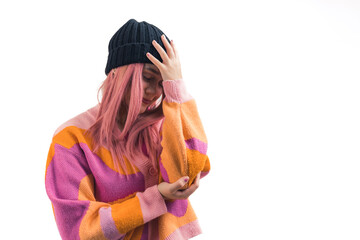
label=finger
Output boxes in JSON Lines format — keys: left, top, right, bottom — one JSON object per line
{"left": 174, "top": 183, "right": 197, "bottom": 199}
{"left": 170, "top": 40, "right": 179, "bottom": 58}
{"left": 169, "top": 176, "right": 189, "bottom": 193}
{"left": 194, "top": 172, "right": 201, "bottom": 186}
{"left": 146, "top": 52, "right": 162, "bottom": 69}
{"left": 190, "top": 175, "right": 200, "bottom": 190}
{"left": 173, "top": 189, "right": 190, "bottom": 199}
{"left": 161, "top": 34, "right": 175, "bottom": 59}
{"left": 152, "top": 40, "right": 169, "bottom": 62}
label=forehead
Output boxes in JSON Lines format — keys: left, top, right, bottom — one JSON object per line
{"left": 143, "top": 64, "right": 160, "bottom": 75}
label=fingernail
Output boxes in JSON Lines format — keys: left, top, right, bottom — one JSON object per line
{"left": 184, "top": 177, "right": 189, "bottom": 182}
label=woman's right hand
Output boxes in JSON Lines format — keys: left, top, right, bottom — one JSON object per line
{"left": 157, "top": 173, "right": 200, "bottom": 200}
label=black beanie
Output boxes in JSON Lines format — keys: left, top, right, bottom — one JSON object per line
{"left": 105, "top": 18, "right": 171, "bottom": 75}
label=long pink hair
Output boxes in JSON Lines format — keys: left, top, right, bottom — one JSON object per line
{"left": 85, "top": 63, "right": 164, "bottom": 175}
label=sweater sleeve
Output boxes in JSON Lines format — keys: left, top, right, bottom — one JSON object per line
{"left": 45, "top": 138, "right": 167, "bottom": 240}
{"left": 159, "top": 78, "right": 211, "bottom": 189}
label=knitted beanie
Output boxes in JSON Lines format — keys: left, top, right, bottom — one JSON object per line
{"left": 105, "top": 18, "right": 171, "bottom": 75}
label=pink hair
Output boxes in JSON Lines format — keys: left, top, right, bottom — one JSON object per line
{"left": 85, "top": 63, "right": 164, "bottom": 176}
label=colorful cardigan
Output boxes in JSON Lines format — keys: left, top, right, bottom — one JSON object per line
{"left": 44, "top": 78, "right": 211, "bottom": 240}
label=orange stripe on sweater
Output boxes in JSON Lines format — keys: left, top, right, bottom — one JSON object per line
{"left": 78, "top": 174, "right": 96, "bottom": 201}
{"left": 123, "top": 225, "right": 144, "bottom": 240}
{"left": 79, "top": 201, "right": 109, "bottom": 239}
{"left": 45, "top": 126, "right": 140, "bottom": 178}
{"left": 162, "top": 100, "right": 207, "bottom": 143}
{"left": 111, "top": 197, "right": 144, "bottom": 234}
{"left": 158, "top": 199, "right": 197, "bottom": 240}
{"left": 179, "top": 100, "right": 208, "bottom": 143}
{"left": 185, "top": 149, "right": 209, "bottom": 184}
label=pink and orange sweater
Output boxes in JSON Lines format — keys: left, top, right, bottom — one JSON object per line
{"left": 44, "top": 78, "right": 211, "bottom": 240}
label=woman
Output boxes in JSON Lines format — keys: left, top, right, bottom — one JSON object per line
{"left": 45, "top": 18, "right": 211, "bottom": 240}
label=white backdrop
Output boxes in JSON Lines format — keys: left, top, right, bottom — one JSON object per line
{"left": 0, "top": 0, "right": 359, "bottom": 239}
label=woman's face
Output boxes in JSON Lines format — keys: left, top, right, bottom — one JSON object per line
{"left": 139, "top": 63, "right": 163, "bottom": 113}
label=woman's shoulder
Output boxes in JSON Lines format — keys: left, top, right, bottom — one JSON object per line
{"left": 52, "top": 104, "right": 100, "bottom": 139}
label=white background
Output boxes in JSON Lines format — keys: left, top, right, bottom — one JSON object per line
{"left": 0, "top": 0, "right": 359, "bottom": 239}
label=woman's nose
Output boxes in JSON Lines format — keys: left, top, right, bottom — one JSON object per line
{"left": 146, "top": 83, "right": 162, "bottom": 98}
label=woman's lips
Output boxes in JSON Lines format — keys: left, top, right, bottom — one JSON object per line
{"left": 142, "top": 98, "right": 152, "bottom": 104}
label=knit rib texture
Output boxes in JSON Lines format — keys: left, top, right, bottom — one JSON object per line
{"left": 105, "top": 18, "right": 171, "bottom": 75}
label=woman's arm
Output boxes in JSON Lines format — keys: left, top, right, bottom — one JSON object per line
{"left": 159, "top": 78, "right": 211, "bottom": 189}
{"left": 147, "top": 36, "right": 211, "bottom": 189}
{"left": 45, "top": 140, "right": 167, "bottom": 240}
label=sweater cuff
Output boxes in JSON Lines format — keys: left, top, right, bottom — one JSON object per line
{"left": 136, "top": 185, "right": 167, "bottom": 223}
{"left": 163, "top": 79, "right": 193, "bottom": 103}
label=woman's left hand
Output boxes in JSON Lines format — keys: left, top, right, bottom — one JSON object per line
{"left": 146, "top": 35, "right": 183, "bottom": 81}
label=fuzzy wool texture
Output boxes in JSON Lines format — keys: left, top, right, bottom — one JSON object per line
{"left": 44, "top": 78, "right": 210, "bottom": 240}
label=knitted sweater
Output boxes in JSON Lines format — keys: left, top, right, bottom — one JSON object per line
{"left": 44, "top": 78, "right": 211, "bottom": 240}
